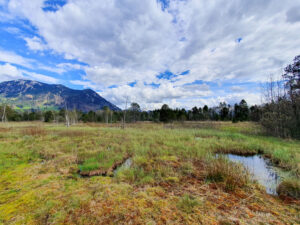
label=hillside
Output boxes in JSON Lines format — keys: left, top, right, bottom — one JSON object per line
{"left": 0, "top": 80, "right": 120, "bottom": 112}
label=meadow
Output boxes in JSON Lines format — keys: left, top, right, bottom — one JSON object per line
{"left": 0, "top": 121, "right": 299, "bottom": 224}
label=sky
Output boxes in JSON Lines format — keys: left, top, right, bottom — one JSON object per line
{"left": 0, "top": 0, "right": 299, "bottom": 110}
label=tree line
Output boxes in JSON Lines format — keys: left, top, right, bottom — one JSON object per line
{"left": 0, "top": 99, "right": 259, "bottom": 124}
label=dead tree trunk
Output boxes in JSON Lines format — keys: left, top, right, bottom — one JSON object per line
{"left": 71, "top": 109, "right": 77, "bottom": 125}
{"left": 122, "top": 97, "right": 128, "bottom": 129}
{"left": 105, "top": 111, "right": 108, "bottom": 124}
{"left": 65, "top": 102, "right": 70, "bottom": 127}
{"left": 2, "top": 104, "right": 7, "bottom": 123}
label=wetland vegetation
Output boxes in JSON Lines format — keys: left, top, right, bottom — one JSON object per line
{"left": 0, "top": 121, "right": 299, "bottom": 224}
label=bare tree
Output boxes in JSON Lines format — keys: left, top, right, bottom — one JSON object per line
{"left": 2, "top": 103, "right": 7, "bottom": 123}
{"left": 64, "top": 101, "right": 70, "bottom": 127}
{"left": 122, "top": 96, "right": 128, "bottom": 129}
{"left": 110, "top": 110, "right": 113, "bottom": 124}
{"left": 103, "top": 106, "right": 110, "bottom": 124}
{"left": 71, "top": 109, "right": 78, "bottom": 125}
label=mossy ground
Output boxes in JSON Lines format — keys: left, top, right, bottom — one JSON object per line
{"left": 0, "top": 121, "right": 299, "bottom": 224}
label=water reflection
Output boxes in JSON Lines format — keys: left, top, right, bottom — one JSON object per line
{"left": 221, "top": 154, "right": 280, "bottom": 195}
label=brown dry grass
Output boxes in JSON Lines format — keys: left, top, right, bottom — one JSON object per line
{"left": 57, "top": 130, "right": 89, "bottom": 137}
{"left": 21, "top": 126, "right": 47, "bottom": 136}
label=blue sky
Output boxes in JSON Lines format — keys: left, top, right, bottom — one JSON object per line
{"left": 0, "top": 0, "right": 299, "bottom": 110}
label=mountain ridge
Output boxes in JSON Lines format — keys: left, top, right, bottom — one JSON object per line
{"left": 0, "top": 79, "right": 120, "bottom": 112}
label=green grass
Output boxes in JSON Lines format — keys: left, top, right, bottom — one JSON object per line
{"left": 0, "top": 121, "right": 299, "bottom": 224}
{"left": 177, "top": 194, "right": 200, "bottom": 213}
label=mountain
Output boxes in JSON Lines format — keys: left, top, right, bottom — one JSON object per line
{"left": 0, "top": 80, "right": 120, "bottom": 112}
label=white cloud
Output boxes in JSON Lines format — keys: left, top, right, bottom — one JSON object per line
{"left": 0, "top": 49, "right": 33, "bottom": 68}
{"left": 4, "top": 26, "right": 20, "bottom": 34}
{"left": 230, "top": 86, "right": 244, "bottom": 92}
{"left": 207, "top": 92, "right": 262, "bottom": 107}
{"left": 0, "top": 63, "right": 59, "bottom": 84}
{"left": 98, "top": 81, "right": 212, "bottom": 110}
{"left": 8, "top": 0, "right": 179, "bottom": 86}
{"left": 5, "top": 0, "right": 300, "bottom": 108}
{"left": 0, "top": 63, "right": 24, "bottom": 82}
{"left": 24, "top": 36, "right": 48, "bottom": 51}
{"left": 22, "top": 71, "right": 59, "bottom": 83}
{"left": 0, "top": 49, "right": 68, "bottom": 75}
{"left": 70, "top": 80, "right": 99, "bottom": 90}
{"left": 36, "top": 64, "right": 66, "bottom": 74}
{"left": 57, "top": 63, "right": 83, "bottom": 71}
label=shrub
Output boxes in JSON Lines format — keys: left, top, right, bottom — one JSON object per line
{"left": 277, "top": 180, "right": 300, "bottom": 200}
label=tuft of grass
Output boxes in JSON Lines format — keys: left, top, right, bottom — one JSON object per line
{"left": 177, "top": 194, "right": 200, "bottom": 213}
{"left": 180, "top": 161, "right": 194, "bottom": 175}
{"left": 78, "top": 157, "right": 101, "bottom": 172}
{"left": 277, "top": 180, "right": 300, "bottom": 200}
{"left": 205, "top": 157, "right": 250, "bottom": 191}
{"left": 116, "top": 167, "right": 156, "bottom": 185}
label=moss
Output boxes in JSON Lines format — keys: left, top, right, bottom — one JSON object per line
{"left": 165, "top": 176, "right": 179, "bottom": 183}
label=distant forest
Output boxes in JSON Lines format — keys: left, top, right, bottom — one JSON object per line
{"left": 0, "top": 98, "right": 259, "bottom": 123}
{"left": 1, "top": 55, "right": 299, "bottom": 139}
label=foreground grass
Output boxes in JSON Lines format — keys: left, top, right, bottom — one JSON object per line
{"left": 0, "top": 121, "right": 299, "bottom": 224}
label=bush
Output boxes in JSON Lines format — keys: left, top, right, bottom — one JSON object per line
{"left": 277, "top": 180, "right": 300, "bottom": 200}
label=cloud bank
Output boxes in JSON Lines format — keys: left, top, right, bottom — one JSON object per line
{"left": 0, "top": 0, "right": 299, "bottom": 109}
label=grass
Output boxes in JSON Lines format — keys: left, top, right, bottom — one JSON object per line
{"left": 277, "top": 180, "right": 300, "bottom": 200}
{"left": 205, "top": 157, "right": 250, "bottom": 191}
{"left": 177, "top": 194, "right": 200, "bottom": 213}
{"left": 0, "top": 121, "right": 299, "bottom": 224}
{"left": 21, "top": 126, "right": 47, "bottom": 136}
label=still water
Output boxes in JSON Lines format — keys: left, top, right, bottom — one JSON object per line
{"left": 113, "top": 158, "right": 133, "bottom": 175}
{"left": 222, "top": 154, "right": 281, "bottom": 195}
